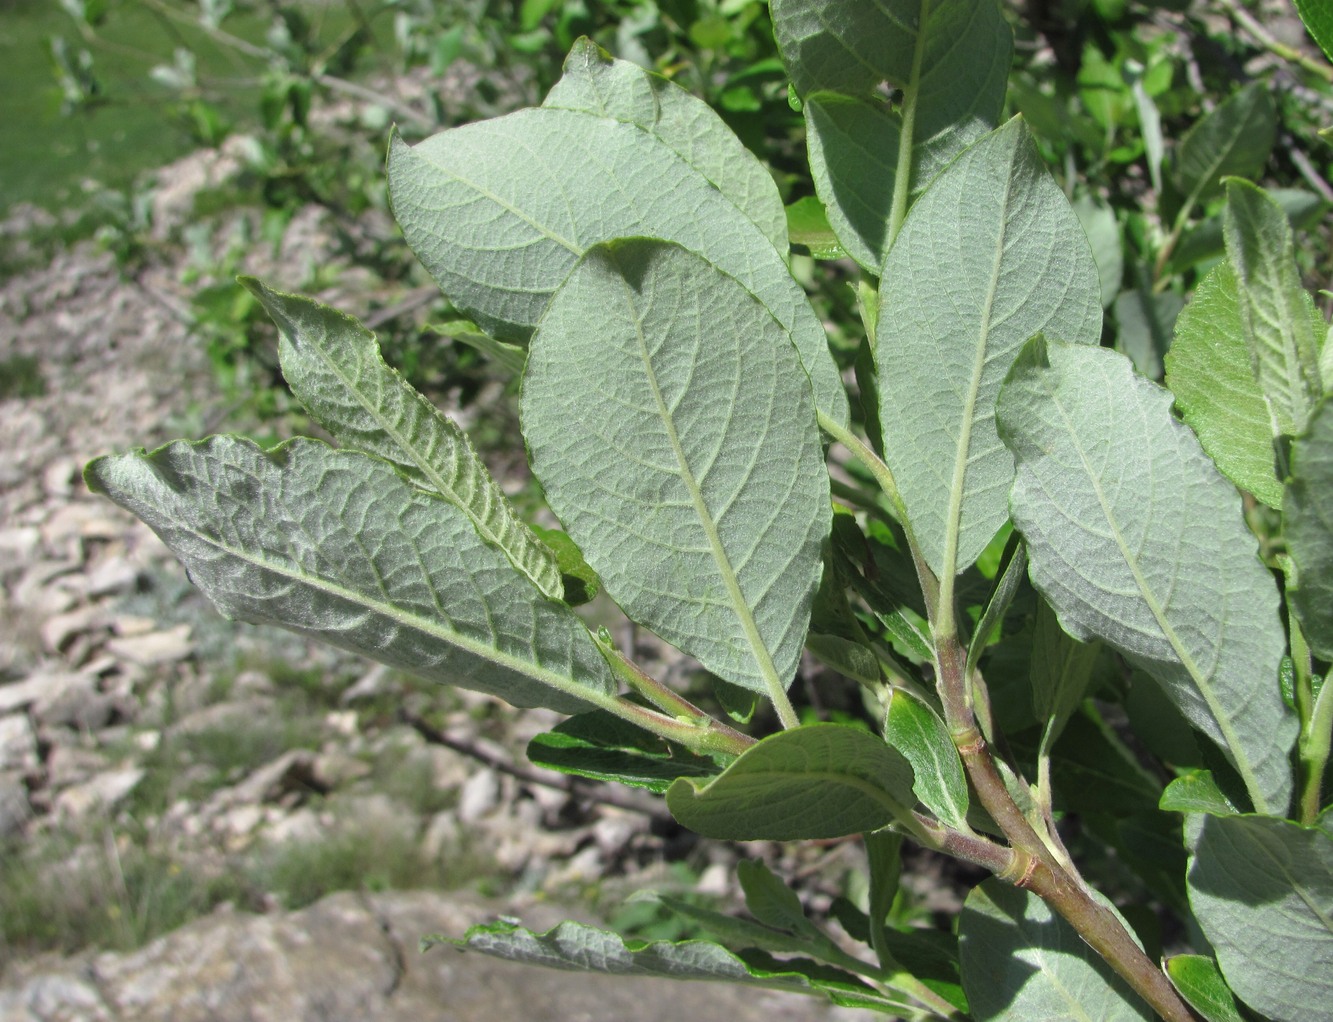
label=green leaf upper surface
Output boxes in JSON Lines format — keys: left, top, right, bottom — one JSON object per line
{"left": 1286, "top": 397, "right": 1333, "bottom": 661}
{"left": 1296, "top": 0, "right": 1333, "bottom": 61}
{"left": 884, "top": 689, "right": 970, "bottom": 831}
{"left": 1166, "top": 955, "right": 1245, "bottom": 1022}
{"left": 1224, "top": 179, "right": 1323, "bottom": 437}
{"left": 84, "top": 437, "right": 615, "bottom": 716}
{"left": 800, "top": 2, "right": 1011, "bottom": 270}
{"left": 959, "top": 880, "right": 1154, "bottom": 1021}
{"left": 1173, "top": 84, "right": 1276, "bottom": 204}
{"left": 542, "top": 38, "right": 785, "bottom": 256}
{"left": 877, "top": 118, "right": 1102, "bottom": 579}
{"left": 1188, "top": 814, "right": 1333, "bottom": 1022}
{"left": 666, "top": 724, "right": 914, "bottom": 841}
{"left": 523, "top": 240, "right": 829, "bottom": 698}
{"left": 387, "top": 104, "right": 848, "bottom": 426}
{"left": 241, "top": 278, "right": 563, "bottom": 602}
{"left": 1165, "top": 264, "right": 1285, "bottom": 509}
{"left": 997, "top": 338, "right": 1297, "bottom": 816}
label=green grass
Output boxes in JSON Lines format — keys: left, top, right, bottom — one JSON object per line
{"left": 0, "top": 355, "right": 45, "bottom": 399}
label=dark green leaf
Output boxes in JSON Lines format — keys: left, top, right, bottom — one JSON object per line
{"left": 1030, "top": 597, "right": 1101, "bottom": 750}
{"left": 666, "top": 724, "right": 914, "bottom": 840}
{"left": 1294, "top": 0, "right": 1333, "bottom": 62}
{"left": 1284, "top": 397, "right": 1333, "bottom": 661}
{"left": 526, "top": 711, "right": 719, "bottom": 793}
{"left": 1114, "top": 284, "right": 1183, "bottom": 380}
{"left": 1173, "top": 84, "right": 1276, "bottom": 204}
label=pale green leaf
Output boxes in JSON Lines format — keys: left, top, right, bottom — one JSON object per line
{"left": 522, "top": 240, "right": 829, "bottom": 697}
{"left": 427, "top": 317, "right": 526, "bottom": 374}
{"left": 666, "top": 723, "right": 914, "bottom": 841}
{"left": 1188, "top": 814, "right": 1333, "bottom": 1022}
{"left": 543, "top": 37, "right": 787, "bottom": 256}
{"left": 884, "top": 689, "right": 970, "bottom": 831}
{"left": 1113, "top": 285, "right": 1182, "bottom": 380}
{"left": 1165, "top": 264, "right": 1285, "bottom": 508}
{"left": 83, "top": 437, "right": 615, "bottom": 715}
{"left": 877, "top": 118, "right": 1102, "bottom": 578}
{"left": 387, "top": 105, "right": 848, "bottom": 426}
{"left": 1165, "top": 955, "right": 1245, "bottom": 1022}
{"left": 1173, "top": 84, "right": 1276, "bottom": 204}
{"left": 996, "top": 337, "right": 1297, "bottom": 816}
{"left": 959, "top": 880, "right": 1154, "bottom": 1021}
{"left": 1286, "top": 397, "right": 1333, "bottom": 661}
{"left": 784, "top": 196, "right": 848, "bottom": 260}
{"left": 799, "top": 2, "right": 1011, "bottom": 270}
{"left": 241, "top": 278, "right": 563, "bottom": 602}
{"left": 426, "top": 917, "right": 841, "bottom": 993}
{"left": 1224, "top": 179, "right": 1323, "bottom": 436}
{"left": 1159, "top": 771, "right": 1240, "bottom": 818}
{"left": 1030, "top": 597, "right": 1101, "bottom": 751}
{"left": 1073, "top": 194, "right": 1123, "bottom": 309}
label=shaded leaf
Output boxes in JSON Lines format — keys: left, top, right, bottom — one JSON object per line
{"left": 543, "top": 37, "right": 786, "bottom": 255}
{"left": 1165, "top": 264, "right": 1285, "bottom": 508}
{"left": 997, "top": 337, "right": 1297, "bottom": 815}
{"left": 959, "top": 880, "right": 1154, "bottom": 1021}
{"left": 84, "top": 437, "right": 615, "bottom": 715}
{"left": 666, "top": 724, "right": 914, "bottom": 841}
{"left": 1285, "top": 397, "right": 1333, "bottom": 661}
{"left": 241, "top": 278, "right": 563, "bottom": 601}
{"left": 1073, "top": 193, "right": 1123, "bottom": 308}
{"left": 1030, "top": 597, "right": 1101, "bottom": 751}
{"left": 1113, "top": 284, "right": 1183, "bottom": 381}
{"left": 738, "top": 860, "right": 817, "bottom": 936}
{"left": 387, "top": 106, "right": 848, "bottom": 425}
{"left": 1188, "top": 814, "right": 1333, "bottom": 1022}
{"left": 427, "top": 317, "right": 526, "bottom": 374}
{"left": 526, "top": 711, "right": 718, "bottom": 793}
{"left": 1169, "top": 189, "right": 1327, "bottom": 274}
{"left": 522, "top": 240, "right": 829, "bottom": 698}
{"left": 1173, "top": 84, "right": 1276, "bottom": 204}
{"left": 878, "top": 118, "right": 1102, "bottom": 578}
{"left": 884, "top": 689, "right": 970, "bottom": 830}
{"left": 1224, "top": 179, "right": 1322, "bottom": 436}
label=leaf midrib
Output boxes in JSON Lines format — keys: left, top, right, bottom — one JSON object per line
{"left": 615, "top": 272, "right": 789, "bottom": 709}
{"left": 1041, "top": 373, "right": 1271, "bottom": 814}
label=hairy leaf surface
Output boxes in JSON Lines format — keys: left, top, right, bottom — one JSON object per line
{"left": 959, "top": 881, "right": 1154, "bottom": 1021}
{"left": 666, "top": 724, "right": 914, "bottom": 840}
{"left": 1188, "top": 814, "right": 1333, "bottom": 1022}
{"left": 543, "top": 37, "right": 786, "bottom": 255}
{"left": 877, "top": 118, "right": 1102, "bottom": 578}
{"left": 523, "top": 240, "right": 829, "bottom": 697}
{"left": 1165, "top": 264, "right": 1284, "bottom": 508}
{"left": 85, "top": 437, "right": 615, "bottom": 715}
{"left": 997, "top": 338, "right": 1296, "bottom": 815}
{"left": 387, "top": 105, "right": 847, "bottom": 425}
{"left": 242, "top": 278, "right": 562, "bottom": 601}
{"left": 1286, "top": 397, "right": 1333, "bottom": 661}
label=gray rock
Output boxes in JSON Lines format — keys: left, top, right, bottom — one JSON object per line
{"left": 456, "top": 768, "right": 501, "bottom": 824}
{"left": 53, "top": 767, "right": 144, "bottom": 821}
{"left": 0, "top": 892, "right": 854, "bottom": 1022}
{"left": 0, "top": 714, "right": 38, "bottom": 772}
{"left": 104, "top": 625, "right": 193, "bottom": 667}
{"left": 0, "top": 667, "right": 91, "bottom": 717}
{"left": 0, "top": 771, "right": 31, "bottom": 838}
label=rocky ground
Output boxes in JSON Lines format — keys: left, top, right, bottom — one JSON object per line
{"left": 0, "top": 145, "right": 875, "bottom": 1019}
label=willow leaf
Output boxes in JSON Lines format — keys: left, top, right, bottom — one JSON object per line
{"left": 543, "top": 37, "right": 786, "bottom": 255}
{"left": 1165, "top": 264, "right": 1285, "bottom": 508}
{"left": 523, "top": 240, "right": 828, "bottom": 698}
{"left": 1224, "top": 179, "right": 1322, "bottom": 436}
{"left": 1286, "top": 397, "right": 1333, "bottom": 661}
{"left": 241, "top": 278, "right": 562, "bottom": 601}
{"left": 997, "top": 337, "right": 1297, "bottom": 815}
{"left": 1173, "top": 84, "right": 1276, "bottom": 205}
{"left": 84, "top": 437, "right": 615, "bottom": 715}
{"left": 387, "top": 104, "right": 847, "bottom": 426}
{"left": 877, "top": 117, "right": 1102, "bottom": 579}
